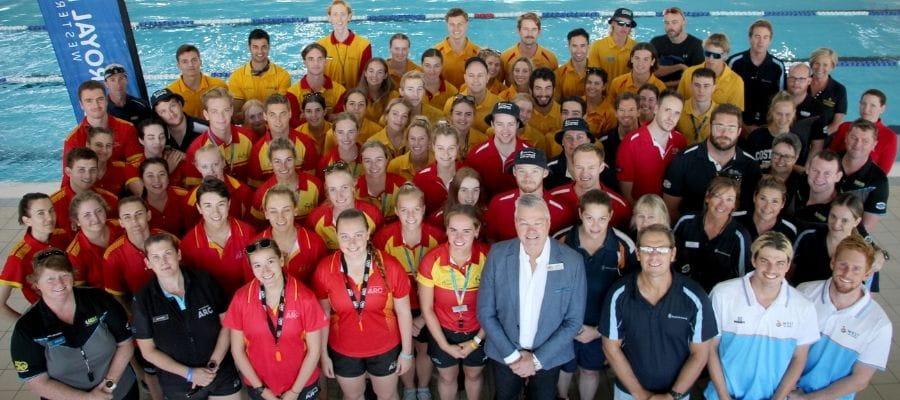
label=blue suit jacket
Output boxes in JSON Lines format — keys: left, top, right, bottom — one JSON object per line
{"left": 477, "top": 238, "right": 586, "bottom": 369}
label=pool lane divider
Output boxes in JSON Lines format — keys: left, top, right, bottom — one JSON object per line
{"left": 2, "top": 8, "right": 900, "bottom": 32}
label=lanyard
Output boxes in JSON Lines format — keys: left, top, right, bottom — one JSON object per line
{"left": 341, "top": 252, "right": 373, "bottom": 323}
{"left": 689, "top": 114, "right": 708, "bottom": 140}
{"left": 206, "top": 129, "right": 236, "bottom": 173}
{"left": 401, "top": 245, "right": 426, "bottom": 276}
{"left": 258, "top": 279, "right": 286, "bottom": 361}
{"left": 449, "top": 262, "right": 472, "bottom": 306}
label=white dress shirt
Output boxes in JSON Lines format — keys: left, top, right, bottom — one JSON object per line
{"left": 504, "top": 238, "right": 551, "bottom": 364}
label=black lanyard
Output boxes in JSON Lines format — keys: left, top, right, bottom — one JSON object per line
{"left": 258, "top": 278, "right": 286, "bottom": 360}
{"left": 341, "top": 252, "right": 373, "bottom": 319}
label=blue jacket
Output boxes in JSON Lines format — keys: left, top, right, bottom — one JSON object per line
{"left": 477, "top": 238, "right": 586, "bottom": 369}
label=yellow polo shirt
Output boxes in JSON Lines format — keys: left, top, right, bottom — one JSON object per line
{"left": 318, "top": 30, "right": 372, "bottom": 89}
{"left": 584, "top": 98, "right": 617, "bottom": 134}
{"left": 227, "top": 61, "right": 291, "bottom": 102}
{"left": 388, "top": 59, "right": 423, "bottom": 88}
{"left": 677, "top": 100, "right": 718, "bottom": 144}
{"left": 426, "top": 80, "right": 459, "bottom": 110}
{"left": 433, "top": 37, "right": 481, "bottom": 88}
{"left": 443, "top": 89, "right": 500, "bottom": 133}
{"left": 323, "top": 118, "right": 382, "bottom": 153}
{"left": 287, "top": 75, "right": 346, "bottom": 114}
{"left": 166, "top": 74, "right": 228, "bottom": 118}
{"left": 501, "top": 44, "right": 559, "bottom": 81}
{"left": 554, "top": 60, "right": 586, "bottom": 99}
{"left": 588, "top": 35, "right": 635, "bottom": 80}
{"left": 387, "top": 151, "right": 433, "bottom": 181}
{"left": 607, "top": 72, "right": 667, "bottom": 102}
{"left": 677, "top": 63, "right": 745, "bottom": 110}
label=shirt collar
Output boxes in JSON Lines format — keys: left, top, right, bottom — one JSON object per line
{"left": 821, "top": 278, "right": 874, "bottom": 318}
{"left": 741, "top": 271, "right": 791, "bottom": 308}
{"left": 330, "top": 30, "right": 357, "bottom": 45}
{"left": 519, "top": 237, "right": 552, "bottom": 267}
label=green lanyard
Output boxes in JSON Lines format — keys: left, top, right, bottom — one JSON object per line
{"left": 449, "top": 263, "right": 472, "bottom": 306}
{"left": 401, "top": 245, "right": 425, "bottom": 275}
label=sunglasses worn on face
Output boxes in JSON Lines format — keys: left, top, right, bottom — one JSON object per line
{"left": 704, "top": 50, "right": 724, "bottom": 59}
{"left": 612, "top": 19, "right": 632, "bottom": 27}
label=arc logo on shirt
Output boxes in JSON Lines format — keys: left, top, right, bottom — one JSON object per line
{"left": 775, "top": 320, "right": 794, "bottom": 328}
{"left": 368, "top": 287, "right": 386, "bottom": 295}
{"left": 198, "top": 305, "right": 214, "bottom": 319}
{"left": 840, "top": 325, "right": 861, "bottom": 339}
{"left": 286, "top": 310, "right": 300, "bottom": 320}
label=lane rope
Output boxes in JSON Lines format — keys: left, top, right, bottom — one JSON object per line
{"left": 1, "top": 8, "right": 899, "bottom": 32}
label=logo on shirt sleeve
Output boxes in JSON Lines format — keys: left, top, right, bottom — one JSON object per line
{"left": 198, "top": 305, "right": 214, "bottom": 319}
{"left": 876, "top": 202, "right": 886, "bottom": 211}
{"left": 14, "top": 361, "right": 28, "bottom": 372}
{"left": 663, "top": 179, "right": 672, "bottom": 189}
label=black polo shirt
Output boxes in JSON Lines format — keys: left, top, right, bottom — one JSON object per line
{"left": 662, "top": 143, "right": 762, "bottom": 215}
{"left": 132, "top": 267, "right": 229, "bottom": 368}
{"left": 109, "top": 94, "right": 153, "bottom": 126}
{"left": 796, "top": 95, "right": 818, "bottom": 121}
{"left": 734, "top": 212, "right": 798, "bottom": 243}
{"left": 673, "top": 213, "right": 753, "bottom": 292}
{"left": 12, "top": 288, "right": 133, "bottom": 389}
{"left": 600, "top": 272, "right": 717, "bottom": 394}
{"left": 727, "top": 51, "right": 786, "bottom": 126}
{"left": 166, "top": 114, "right": 209, "bottom": 153}
{"left": 559, "top": 225, "right": 637, "bottom": 326}
{"left": 786, "top": 179, "right": 832, "bottom": 232}
{"left": 810, "top": 77, "right": 848, "bottom": 128}
{"left": 544, "top": 153, "right": 620, "bottom": 192}
{"left": 650, "top": 34, "right": 705, "bottom": 83}
{"left": 839, "top": 159, "right": 888, "bottom": 215}
{"left": 741, "top": 127, "right": 778, "bottom": 167}
{"left": 599, "top": 126, "right": 624, "bottom": 168}
{"left": 790, "top": 227, "right": 830, "bottom": 286}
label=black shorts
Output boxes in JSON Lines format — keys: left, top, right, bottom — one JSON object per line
{"left": 158, "top": 360, "right": 242, "bottom": 398}
{"left": 561, "top": 338, "right": 606, "bottom": 373}
{"left": 247, "top": 382, "right": 319, "bottom": 400}
{"left": 412, "top": 309, "right": 431, "bottom": 343}
{"left": 428, "top": 328, "right": 487, "bottom": 368}
{"left": 329, "top": 345, "right": 401, "bottom": 378}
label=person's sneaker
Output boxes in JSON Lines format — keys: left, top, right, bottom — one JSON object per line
{"left": 403, "top": 388, "right": 418, "bottom": 400}
{"left": 416, "top": 387, "right": 433, "bottom": 400}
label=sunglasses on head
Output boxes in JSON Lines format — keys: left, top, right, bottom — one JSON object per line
{"left": 245, "top": 238, "right": 274, "bottom": 254}
{"left": 104, "top": 65, "right": 126, "bottom": 78}
{"left": 303, "top": 92, "right": 325, "bottom": 100}
{"left": 34, "top": 248, "right": 66, "bottom": 263}
{"left": 586, "top": 67, "right": 605, "bottom": 75}
{"left": 704, "top": 50, "right": 725, "bottom": 59}
{"left": 322, "top": 160, "right": 350, "bottom": 175}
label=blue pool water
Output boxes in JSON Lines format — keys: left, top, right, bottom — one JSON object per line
{"left": 0, "top": 0, "right": 898, "bottom": 182}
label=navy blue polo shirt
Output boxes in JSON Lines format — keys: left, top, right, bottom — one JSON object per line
{"left": 559, "top": 225, "right": 637, "bottom": 326}
{"left": 662, "top": 142, "right": 762, "bottom": 215}
{"left": 601, "top": 272, "right": 717, "bottom": 394}
{"left": 785, "top": 179, "right": 832, "bottom": 232}
{"left": 166, "top": 114, "right": 209, "bottom": 153}
{"left": 673, "top": 213, "right": 753, "bottom": 292}
{"left": 545, "top": 153, "right": 620, "bottom": 192}
{"left": 735, "top": 212, "right": 798, "bottom": 243}
{"left": 108, "top": 94, "right": 153, "bottom": 125}
{"left": 810, "top": 77, "right": 848, "bottom": 128}
{"left": 727, "top": 51, "right": 786, "bottom": 126}
{"left": 839, "top": 159, "right": 888, "bottom": 215}
{"left": 650, "top": 34, "right": 705, "bottom": 83}
{"left": 131, "top": 268, "right": 230, "bottom": 368}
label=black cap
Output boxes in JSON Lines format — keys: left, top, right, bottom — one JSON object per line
{"left": 103, "top": 63, "right": 127, "bottom": 79}
{"left": 555, "top": 118, "right": 594, "bottom": 144}
{"left": 506, "top": 148, "right": 548, "bottom": 173}
{"left": 150, "top": 88, "right": 185, "bottom": 109}
{"left": 484, "top": 101, "right": 524, "bottom": 127}
{"left": 609, "top": 8, "right": 637, "bottom": 28}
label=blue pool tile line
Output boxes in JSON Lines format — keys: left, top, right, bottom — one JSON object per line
{"left": 1, "top": 9, "right": 900, "bottom": 32}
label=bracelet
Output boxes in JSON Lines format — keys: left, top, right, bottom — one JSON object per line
{"left": 469, "top": 340, "right": 479, "bottom": 349}
{"left": 399, "top": 352, "right": 415, "bottom": 360}
{"left": 185, "top": 367, "right": 193, "bottom": 383}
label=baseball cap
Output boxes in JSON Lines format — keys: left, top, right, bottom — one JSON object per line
{"left": 484, "top": 101, "right": 524, "bottom": 128}
{"left": 609, "top": 8, "right": 637, "bottom": 28}
{"left": 103, "top": 63, "right": 127, "bottom": 79}
{"left": 554, "top": 118, "right": 595, "bottom": 144}
{"left": 507, "top": 148, "right": 548, "bottom": 173}
{"left": 150, "top": 88, "right": 185, "bottom": 109}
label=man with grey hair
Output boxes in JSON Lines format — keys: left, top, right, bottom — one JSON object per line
{"left": 478, "top": 194, "right": 586, "bottom": 399}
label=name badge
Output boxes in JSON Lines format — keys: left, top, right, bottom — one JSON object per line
{"left": 451, "top": 305, "right": 468, "bottom": 313}
{"left": 152, "top": 314, "right": 170, "bottom": 323}
{"left": 685, "top": 241, "right": 700, "bottom": 248}
{"left": 548, "top": 263, "right": 565, "bottom": 271}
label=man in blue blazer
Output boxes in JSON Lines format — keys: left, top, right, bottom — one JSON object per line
{"left": 477, "top": 193, "right": 587, "bottom": 399}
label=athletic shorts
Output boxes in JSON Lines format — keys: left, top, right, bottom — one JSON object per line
{"left": 329, "top": 345, "right": 401, "bottom": 378}
{"left": 428, "top": 328, "right": 487, "bottom": 368}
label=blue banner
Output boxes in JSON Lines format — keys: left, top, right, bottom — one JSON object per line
{"left": 38, "top": 0, "right": 147, "bottom": 122}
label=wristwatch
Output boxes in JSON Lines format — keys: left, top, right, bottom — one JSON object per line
{"left": 251, "top": 385, "right": 267, "bottom": 396}
{"left": 669, "top": 390, "right": 688, "bottom": 400}
{"left": 472, "top": 335, "right": 483, "bottom": 346}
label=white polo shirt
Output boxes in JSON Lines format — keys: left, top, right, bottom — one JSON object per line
{"left": 704, "top": 272, "right": 820, "bottom": 400}
{"left": 796, "top": 279, "right": 892, "bottom": 399}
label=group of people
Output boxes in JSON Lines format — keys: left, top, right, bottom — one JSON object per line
{"left": 2, "top": 1, "right": 895, "bottom": 399}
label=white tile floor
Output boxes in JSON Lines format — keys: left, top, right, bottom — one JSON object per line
{"left": 1, "top": 182, "right": 900, "bottom": 400}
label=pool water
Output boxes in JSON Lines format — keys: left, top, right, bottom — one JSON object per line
{"left": 0, "top": 0, "right": 898, "bottom": 181}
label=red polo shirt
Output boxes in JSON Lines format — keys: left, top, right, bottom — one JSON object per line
{"left": 224, "top": 276, "right": 327, "bottom": 396}
{"left": 316, "top": 146, "right": 363, "bottom": 179}
{"left": 416, "top": 242, "right": 488, "bottom": 333}
{"left": 51, "top": 186, "right": 119, "bottom": 239}
{"left": 103, "top": 229, "right": 169, "bottom": 297}
{"left": 66, "top": 221, "right": 123, "bottom": 289}
{"left": 1, "top": 229, "right": 71, "bottom": 303}
{"left": 247, "top": 130, "right": 320, "bottom": 188}
{"left": 145, "top": 186, "right": 195, "bottom": 237}
{"left": 465, "top": 139, "right": 530, "bottom": 198}
{"left": 616, "top": 124, "right": 687, "bottom": 200}
{"left": 312, "top": 250, "right": 410, "bottom": 357}
{"left": 412, "top": 162, "right": 463, "bottom": 213}
{"left": 549, "top": 183, "right": 632, "bottom": 229}
{"left": 304, "top": 201, "right": 384, "bottom": 250}
{"left": 484, "top": 189, "right": 576, "bottom": 242}
{"left": 828, "top": 119, "right": 898, "bottom": 174}
{"left": 187, "top": 175, "right": 253, "bottom": 222}
{"left": 356, "top": 173, "right": 407, "bottom": 219}
{"left": 184, "top": 125, "right": 256, "bottom": 185}
{"left": 63, "top": 115, "right": 142, "bottom": 175}
{"left": 180, "top": 218, "right": 257, "bottom": 296}
{"left": 94, "top": 161, "right": 139, "bottom": 196}
{"left": 372, "top": 222, "right": 446, "bottom": 310}
{"left": 254, "top": 226, "right": 328, "bottom": 285}
{"left": 250, "top": 174, "right": 323, "bottom": 225}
